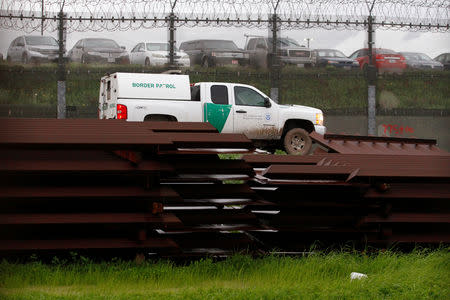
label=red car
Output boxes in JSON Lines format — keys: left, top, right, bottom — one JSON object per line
{"left": 349, "top": 48, "right": 406, "bottom": 73}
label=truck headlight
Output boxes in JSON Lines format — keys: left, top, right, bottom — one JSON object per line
{"left": 316, "top": 113, "right": 324, "bottom": 126}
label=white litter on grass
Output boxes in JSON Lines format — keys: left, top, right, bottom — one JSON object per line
{"left": 350, "top": 272, "right": 368, "bottom": 281}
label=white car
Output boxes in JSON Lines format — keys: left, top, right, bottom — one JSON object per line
{"left": 129, "top": 42, "right": 190, "bottom": 67}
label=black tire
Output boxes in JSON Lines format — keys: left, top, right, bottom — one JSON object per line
{"left": 145, "top": 57, "right": 150, "bottom": 66}
{"left": 283, "top": 128, "right": 312, "bottom": 155}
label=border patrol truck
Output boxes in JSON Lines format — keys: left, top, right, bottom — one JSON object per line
{"left": 99, "top": 72, "right": 326, "bottom": 154}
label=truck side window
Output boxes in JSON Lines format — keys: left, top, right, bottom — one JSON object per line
{"left": 234, "top": 86, "right": 265, "bottom": 107}
{"left": 190, "top": 85, "right": 200, "bottom": 101}
{"left": 210, "top": 85, "right": 228, "bottom": 105}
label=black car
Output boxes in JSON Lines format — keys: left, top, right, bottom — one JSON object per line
{"left": 179, "top": 39, "right": 248, "bottom": 67}
{"left": 400, "top": 52, "right": 443, "bottom": 70}
{"left": 314, "top": 49, "right": 359, "bottom": 69}
{"left": 68, "top": 38, "right": 129, "bottom": 64}
{"left": 434, "top": 53, "right": 450, "bottom": 70}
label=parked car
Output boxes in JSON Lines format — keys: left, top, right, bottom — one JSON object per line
{"left": 7, "top": 35, "right": 60, "bottom": 63}
{"left": 129, "top": 42, "right": 190, "bottom": 67}
{"left": 245, "top": 36, "right": 315, "bottom": 68}
{"left": 434, "top": 53, "right": 450, "bottom": 70}
{"left": 349, "top": 48, "right": 406, "bottom": 73}
{"left": 179, "top": 39, "right": 248, "bottom": 67}
{"left": 314, "top": 49, "right": 359, "bottom": 69}
{"left": 68, "top": 38, "right": 129, "bottom": 64}
{"left": 399, "top": 52, "right": 443, "bottom": 70}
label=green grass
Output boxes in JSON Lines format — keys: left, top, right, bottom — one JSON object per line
{"left": 0, "top": 249, "right": 449, "bottom": 299}
{"left": 0, "top": 63, "right": 449, "bottom": 109}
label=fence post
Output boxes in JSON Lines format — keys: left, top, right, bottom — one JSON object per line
{"left": 270, "top": 13, "right": 280, "bottom": 103}
{"left": 168, "top": 12, "right": 177, "bottom": 68}
{"left": 367, "top": 15, "right": 376, "bottom": 135}
{"left": 57, "top": 10, "right": 66, "bottom": 119}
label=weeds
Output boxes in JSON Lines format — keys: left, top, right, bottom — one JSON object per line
{"left": 0, "top": 249, "right": 448, "bottom": 299}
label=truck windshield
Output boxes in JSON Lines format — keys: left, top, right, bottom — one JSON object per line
{"left": 268, "top": 38, "right": 300, "bottom": 47}
{"left": 202, "top": 40, "right": 238, "bottom": 50}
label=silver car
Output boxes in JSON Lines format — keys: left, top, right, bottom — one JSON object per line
{"left": 400, "top": 52, "right": 444, "bottom": 70}
{"left": 7, "top": 35, "right": 60, "bottom": 63}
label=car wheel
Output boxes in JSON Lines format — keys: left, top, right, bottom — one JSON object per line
{"left": 22, "top": 53, "right": 28, "bottom": 64}
{"left": 283, "top": 128, "right": 312, "bottom": 155}
{"left": 145, "top": 57, "right": 150, "bottom": 66}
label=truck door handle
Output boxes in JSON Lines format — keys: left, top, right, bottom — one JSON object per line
{"left": 236, "top": 110, "right": 247, "bottom": 113}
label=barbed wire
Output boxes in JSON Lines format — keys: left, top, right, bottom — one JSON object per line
{"left": 0, "top": 0, "right": 448, "bottom": 33}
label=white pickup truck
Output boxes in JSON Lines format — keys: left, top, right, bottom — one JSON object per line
{"left": 99, "top": 72, "right": 326, "bottom": 154}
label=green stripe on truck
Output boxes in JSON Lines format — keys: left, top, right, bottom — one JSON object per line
{"left": 203, "top": 103, "right": 232, "bottom": 133}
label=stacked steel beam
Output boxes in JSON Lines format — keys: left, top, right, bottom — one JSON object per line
{"left": 0, "top": 119, "right": 267, "bottom": 256}
{"left": 243, "top": 133, "right": 450, "bottom": 249}
{"left": 1, "top": 119, "right": 449, "bottom": 256}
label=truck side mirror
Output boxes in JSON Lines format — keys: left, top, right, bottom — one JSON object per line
{"left": 264, "top": 98, "right": 271, "bottom": 108}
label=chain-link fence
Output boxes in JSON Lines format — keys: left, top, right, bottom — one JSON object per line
{"left": 0, "top": 0, "right": 449, "bottom": 136}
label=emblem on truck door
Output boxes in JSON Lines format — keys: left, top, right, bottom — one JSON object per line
{"left": 265, "top": 114, "right": 271, "bottom": 120}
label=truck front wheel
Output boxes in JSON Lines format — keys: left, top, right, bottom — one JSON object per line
{"left": 283, "top": 128, "right": 312, "bottom": 155}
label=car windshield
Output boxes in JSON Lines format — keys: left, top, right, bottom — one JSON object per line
{"left": 25, "top": 36, "right": 58, "bottom": 46}
{"left": 403, "top": 53, "right": 432, "bottom": 61}
{"left": 146, "top": 43, "right": 178, "bottom": 51}
{"left": 202, "top": 40, "right": 238, "bottom": 50}
{"left": 317, "top": 50, "right": 347, "bottom": 58}
{"left": 85, "top": 39, "right": 120, "bottom": 48}
{"left": 268, "top": 38, "right": 300, "bottom": 47}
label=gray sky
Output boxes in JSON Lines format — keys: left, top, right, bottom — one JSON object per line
{"left": 1, "top": 26, "right": 449, "bottom": 59}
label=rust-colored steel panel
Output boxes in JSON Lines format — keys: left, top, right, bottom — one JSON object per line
{"left": 262, "top": 165, "right": 357, "bottom": 180}
{"left": 361, "top": 213, "right": 450, "bottom": 224}
{"left": 0, "top": 213, "right": 182, "bottom": 225}
{"left": 364, "top": 183, "right": 450, "bottom": 199}
{"left": 310, "top": 132, "right": 449, "bottom": 155}
{"left": 0, "top": 238, "right": 179, "bottom": 250}
{"left": 1, "top": 186, "right": 180, "bottom": 200}
{"left": 141, "top": 121, "right": 218, "bottom": 133}
{"left": 171, "top": 160, "right": 255, "bottom": 175}
{"left": 243, "top": 154, "right": 322, "bottom": 168}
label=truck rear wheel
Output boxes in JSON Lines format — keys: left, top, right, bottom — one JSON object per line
{"left": 283, "top": 128, "right": 312, "bottom": 155}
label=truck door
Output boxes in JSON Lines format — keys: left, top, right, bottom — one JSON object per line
{"left": 232, "top": 85, "right": 278, "bottom": 140}
{"left": 203, "top": 84, "right": 233, "bottom": 133}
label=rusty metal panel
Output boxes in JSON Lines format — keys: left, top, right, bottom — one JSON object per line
{"left": 361, "top": 213, "right": 450, "bottom": 224}
{"left": 0, "top": 238, "right": 179, "bottom": 250}
{"left": 0, "top": 213, "right": 182, "bottom": 225}
{"left": 311, "top": 132, "right": 449, "bottom": 155}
